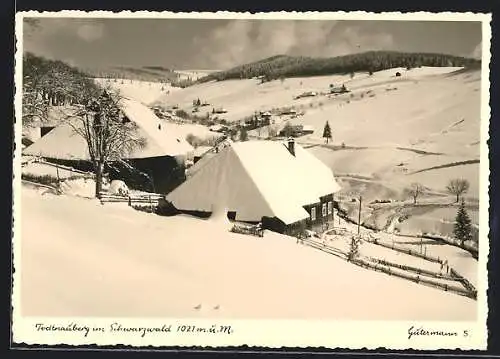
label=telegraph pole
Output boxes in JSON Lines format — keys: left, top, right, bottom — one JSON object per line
{"left": 332, "top": 194, "right": 335, "bottom": 229}
{"left": 357, "top": 195, "right": 362, "bottom": 235}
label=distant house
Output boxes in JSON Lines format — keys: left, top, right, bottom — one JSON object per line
{"left": 279, "top": 109, "right": 297, "bottom": 116}
{"left": 23, "top": 98, "right": 194, "bottom": 194}
{"left": 209, "top": 124, "right": 227, "bottom": 133}
{"left": 213, "top": 107, "right": 228, "bottom": 114}
{"left": 294, "top": 91, "right": 317, "bottom": 100}
{"left": 279, "top": 124, "right": 301, "bottom": 137}
{"left": 330, "top": 84, "right": 349, "bottom": 94}
{"left": 278, "top": 124, "right": 313, "bottom": 137}
{"left": 162, "top": 138, "right": 341, "bottom": 235}
{"left": 301, "top": 125, "right": 315, "bottom": 135}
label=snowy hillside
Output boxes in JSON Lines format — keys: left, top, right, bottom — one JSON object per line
{"left": 154, "top": 66, "right": 482, "bottom": 239}
{"left": 20, "top": 186, "right": 476, "bottom": 320}
{"left": 176, "top": 69, "right": 219, "bottom": 81}
{"left": 94, "top": 78, "right": 181, "bottom": 105}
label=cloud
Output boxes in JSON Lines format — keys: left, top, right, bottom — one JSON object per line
{"left": 192, "top": 20, "right": 394, "bottom": 69}
{"left": 22, "top": 18, "right": 105, "bottom": 63}
{"left": 321, "top": 26, "right": 394, "bottom": 57}
{"left": 76, "top": 23, "right": 104, "bottom": 42}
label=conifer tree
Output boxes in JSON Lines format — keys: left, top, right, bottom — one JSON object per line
{"left": 453, "top": 199, "right": 473, "bottom": 247}
{"left": 322, "top": 121, "right": 332, "bottom": 144}
{"left": 347, "top": 236, "right": 361, "bottom": 261}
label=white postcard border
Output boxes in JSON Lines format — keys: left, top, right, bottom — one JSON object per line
{"left": 12, "top": 10, "right": 492, "bottom": 350}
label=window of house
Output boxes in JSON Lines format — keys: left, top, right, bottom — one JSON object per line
{"left": 328, "top": 201, "right": 333, "bottom": 215}
{"left": 322, "top": 203, "right": 327, "bottom": 217}
{"left": 311, "top": 207, "right": 316, "bottom": 221}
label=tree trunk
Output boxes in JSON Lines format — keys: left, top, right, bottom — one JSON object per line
{"left": 413, "top": 196, "right": 417, "bottom": 204}
{"left": 456, "top": 194, "right": 459, "bottom": 203}
{"left": 94, "top": 161, "right": 104, "bottom": 198}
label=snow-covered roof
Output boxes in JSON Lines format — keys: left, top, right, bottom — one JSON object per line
{"left": 23, "top": 98, "right": 194, "bottom": 161}
{"left": 209, "top": 124, "right": 224, "bottom": 131}
{"left": 193, "top": 145, "right": 213, "bottom": 157}
{"left": 120, "top": 98, "right": 194, "bottom": 158}
{"left": 22, "top": 118, "right": 93, "bottom": 161}
{"left": 166, "top": 140, "right": 341, "bottom": 224}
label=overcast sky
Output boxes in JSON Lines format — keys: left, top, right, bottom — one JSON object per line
{"left": 23, "top": 17, "right": 483, "bottom": 70}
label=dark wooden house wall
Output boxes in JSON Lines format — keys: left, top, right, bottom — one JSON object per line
{"left": 159, "top": 193, "right": 338, "bottom": 238}
{"left": 303, "top": 193, "right": 335, "bottom": 231}
{"left": 262, "top": 216, "right": 287, "bottom": 234}
{"left": 127, "top": 155, "right": 186, "bottom": 194}
{"left": 156, "top": 199, "right": 213, "bottom": 219}
{"left": 44, "top": 155, "right": 186, "bottom": 195}
{"left": 261, "top": 193, "right": 336, "bottom": 236}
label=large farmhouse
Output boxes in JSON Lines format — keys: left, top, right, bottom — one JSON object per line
{"left": 162, "top": 138, "right": 341, "bottom": 235}
{"left": 23, "top": 98, "right": 194, "bottom": 193}
{"left": 22, "top": 106, "right": 73, "bottom": 147}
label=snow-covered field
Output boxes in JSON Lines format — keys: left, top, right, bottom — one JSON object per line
{"left": 94, "top": 78, "right": 181, "bottom": 105}
{"left": 18, "top": 66, "right": 483, "bottom": 320}
{"left": 22, "top": 161, "right": 82, "bottom": 180}
{"left": 175, "top": 69, "right": 219, "bottom": 81}
{"left": 19, "top": 186, "right": 477, "bottom": 320}
{"left": 377, "top": 233, "right": 478, "bottom": 289}
{"left": 155, "top": 66, "right": 481, "bottom": 199}
{"left": 324, "top": 214, "right": 478, "bottom": 288}
{"left": 159, "top": 122, "right": 221, "bottom": 143}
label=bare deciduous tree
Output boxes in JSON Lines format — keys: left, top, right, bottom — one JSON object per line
{"left": 67, "top": 89, "right": 146, "bottom": 197}
{"left": 405, "top": 182, "right": 425, "bottom": 204}
{"left": 446, "top": 178, "right": 470, "bottom": 203}
{"left": 22, "top": 52, "right": 91, "bottom": 125}
{"left": 22, "top": 85, "right": 49, "bottom": 125}
{"left": 268, "top": 125, "right": 278, "bottom": 138}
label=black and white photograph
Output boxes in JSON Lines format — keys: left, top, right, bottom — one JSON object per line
{"left": 12, "top": 11, "right": 491, "bottom": 349}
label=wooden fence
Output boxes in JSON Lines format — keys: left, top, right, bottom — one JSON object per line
{"left": 364, "top": 236, "right": 444, "bottom": 264}
{"left": 230, "top": 223, "right": 264, "bottom": 238}
{"left": 449, "top": 268, "right": 478, "bottom": 297}
{"left": 99, "top": 192, "right": 164, "bottom": 211}
{"left": 367, "top": 257, "right": 458, "bottom": 281}
{"left": 421, "top": 233, "right": 479, "bottom": 259}
{"left": 352, "top": 257, "right": 477, "bottom": 300}
{"left": 300, "top": 236, "right": 477, "bottom": 300}
{"left": 335, "top": 209, "right": 479, "bottom": 260}
{"left": 301, "top": 237, "right": 347, "bottom": 260}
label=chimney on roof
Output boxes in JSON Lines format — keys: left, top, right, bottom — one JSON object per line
{"left": 287, "top": 137, "right": 295, "bottom": 156}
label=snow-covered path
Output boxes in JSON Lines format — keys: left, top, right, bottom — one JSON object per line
{"left": 19, "top": 188, "right": 477, "bottom": 320}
